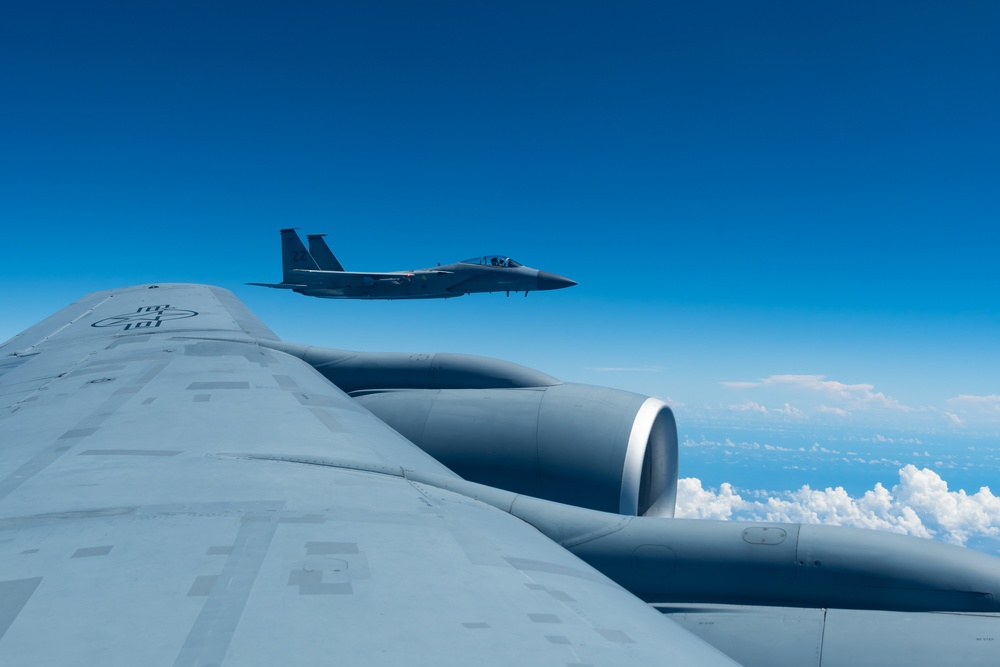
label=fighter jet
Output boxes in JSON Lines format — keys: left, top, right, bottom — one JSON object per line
{"left": 248, "top": 228, "right": 577, "bottom": 299}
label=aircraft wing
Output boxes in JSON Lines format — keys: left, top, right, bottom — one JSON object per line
{"left": 291, "top": 268, "right": 416, "bottom": 286}
{"left": 0, "top": 283, "right": 739, "bottom": 666}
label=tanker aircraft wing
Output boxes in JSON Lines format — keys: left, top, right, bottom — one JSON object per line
{"left": 0, "top": 283, "right": 736, "bottom": 666}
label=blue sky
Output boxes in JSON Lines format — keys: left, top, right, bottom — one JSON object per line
{"left": 2, "top": 2, "right": 999, "bottom": 545}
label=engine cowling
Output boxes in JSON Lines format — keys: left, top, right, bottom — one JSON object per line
{"left": 262, "top": 342, "right": 678, "bottom": 517}
{"left": 353, "top": 384, "right": 678, "bottom": 517}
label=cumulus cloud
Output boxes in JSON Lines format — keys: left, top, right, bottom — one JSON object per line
{"left": 727, "top": 400, "right": 768, "bottom": 414}
{"left": 724, "top": 400, "right": 807, "bottom": 420}
{"left": 944, "top": 395, "right": 1000, "bottom": 427}
{"left": 675, "top": 465, "right": 1000, "bottom": 547}
{"left": 945, "top": 411, "right": 965, "bottom": 426}
{"left": 774, "top": 402, "right": 807, "bottom": 419}
{"left": 717, "top": 373, "right": 919, "bottom": 424}
{"left": 948, "top": 394, "right": 1000, "bottom": 408}
{"left": 711, "top": 381, "right": 1000, "bottom": 431}
{"left": 764, "top": 375, "right": 912, "bottom": 411}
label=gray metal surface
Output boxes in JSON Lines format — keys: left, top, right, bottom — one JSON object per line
{"left": 0, "top": 283, "right": 736, "bottom": 666}
{"left": 661, "top": 604, "right": 1000, "bottom": 667}
{"left": 382, "top": 471, "right": 1000, "bottom": 613}
{"left": 352, "top": 385, "right": 677, "bottom": 517}
{"left": 266, "top": 342, "right": 562, "bottom": 391}
{"left": 248, "top": 228, "right": 577, "bottom": 299}
{"left": 307, "top": 233, "right": 345, "bottom": 272}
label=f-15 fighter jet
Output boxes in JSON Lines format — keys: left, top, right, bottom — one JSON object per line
{"left": 249, "top": 228, "right": 577, "bottom": 299}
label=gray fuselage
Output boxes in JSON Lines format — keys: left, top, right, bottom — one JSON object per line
{"left": 293, "top": 257, "right": 576, "bottom": 299}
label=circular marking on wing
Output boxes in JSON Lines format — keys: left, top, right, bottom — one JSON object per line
{"left": 91, "top": 306, "right": 198, "bottom": 331}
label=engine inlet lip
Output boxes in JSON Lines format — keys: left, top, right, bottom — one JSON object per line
{"left": 619, "top": 398, "right": 677, "bottom": 517}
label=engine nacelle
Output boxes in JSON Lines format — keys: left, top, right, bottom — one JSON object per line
{"left": 353, "top": 384, "right": 678, "bottom": 517}
{"left": 261, "top": 342, "right": 561, "bottom": 391}
{"left": 262, "top": 342, "right": 679, "bottom": 517}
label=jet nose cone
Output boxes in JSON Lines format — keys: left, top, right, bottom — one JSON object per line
{"left": 536, "top": 271, "right": 578, "bottom": 291}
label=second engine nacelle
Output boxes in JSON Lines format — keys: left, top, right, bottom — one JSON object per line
{"left": 353, "top": 383, "right": 678, "bottom": 517}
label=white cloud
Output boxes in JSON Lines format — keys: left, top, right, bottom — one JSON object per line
{"left": 948, "top": 394, "right": 1000, "bottom": 408}
{"left": 724, "top": 400, "right": 807, "bottom": 421}
{"left": 945, "top": 411, "right": 965, "bottom": 426}
{"left": 727, "top": 400, "right": 769, "bottom": 414}
{"left": 674, "top": 479, "right": 743, "bottom": 520}
{"left": 943, "top": 395, "right": 1000, "bottom": 427}
{"left": 675, "top": 465, "right": 1000, "bottom": 547}
{"left": 762, "top": 375, "right": 913, "bottom": 411}
{"left": 718, "top": 374, "right": 917, "bottom": 423}
{"left": 774, "top": 402, "right": 807, "bottom": 419}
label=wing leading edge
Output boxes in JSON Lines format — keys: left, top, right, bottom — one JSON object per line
{"left": 0, "top": 284, "right": 738, "bottom": 666}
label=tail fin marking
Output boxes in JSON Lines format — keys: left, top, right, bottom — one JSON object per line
{"left": 280, "top": 228, "right": 319, "bottom": 282}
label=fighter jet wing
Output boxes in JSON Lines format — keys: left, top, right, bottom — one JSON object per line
{"left": 291, "top": 268, "right": 415, "bottom": 285}
{"left": 0, "top": 283, "right": 739, "bottom": 666}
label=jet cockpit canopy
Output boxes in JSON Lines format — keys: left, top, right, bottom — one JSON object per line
{"left": 460, "top": 255, "right": 522, "bottom": 268}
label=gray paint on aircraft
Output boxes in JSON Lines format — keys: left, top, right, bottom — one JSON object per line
{"left": 272, "top": 374, "right": 298, "bottom": 389}
{"left": 79, "top": 449, "right": 181, "bottom": 456}
{"left": 72, "top": 546, "right": 112, "bottom": 558}
{"left": 310, "top": 408, "right": 347, "bottom": 433}
{"left": 185, "top": 381, "right": 250, "bottom": 390}
{"left": 172, "top": 505, "right": 283, "bottom": 667}
{"left": 305, "top": 542, "right": 358, "bottom": 555}
{"left": 187, "top": 575, "right": 218, "bottom": 597}
{"left": 60, "top": 427, "right": 100, "bottom": 439}
{"left": 596, "top": 629, "right": 635, "bottom": 644}
{"left": 66, "top": 364, "right": 127, "bottom": 377}
{"left": 277, "top": 514, "right": 327, "bottom": 525}
{"left": 287, "top": 570, "right": 353, "bottom": 595}
{"left": 529, "top": 614, "right": 562, "bottom": 624}
{"left": 547, "top": 590, "right": 576, "bottom": 603}
{"left": 0, "top": 360, "right": 171, "bottom": 499}
{"left": 0, "top": 440, "right": 81, "bottom": 502}
{"left": 0, "top": 578, "right": 42, "bottom": 641}
{"left": 504, "top": 558, "right": 611, "bottom": 585}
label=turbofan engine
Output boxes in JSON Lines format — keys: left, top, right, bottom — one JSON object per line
{"left": 264, "top": 343, "right": 678, "bottom": 517}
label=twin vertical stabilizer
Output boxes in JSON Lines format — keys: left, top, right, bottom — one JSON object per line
{"left": 307, "top": 234, "right": 346, "bottom": 272}
{"left": 280, "top": 228, "right": 320, "bottom": 282}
